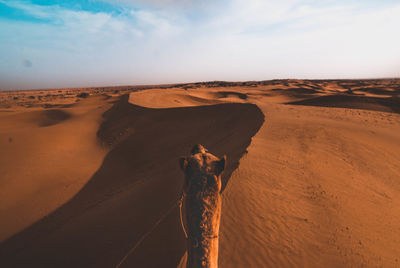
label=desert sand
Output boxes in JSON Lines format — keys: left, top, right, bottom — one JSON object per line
{"left": 0, "top": 79, "right": 399, "bottom": 267}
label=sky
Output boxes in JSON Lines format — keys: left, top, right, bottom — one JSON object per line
{"left": 0, "top": 0, "right": 399, "bottom": 90}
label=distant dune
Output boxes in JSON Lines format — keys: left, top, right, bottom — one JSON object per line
{"left": 0, "top": 79, "right": 399, "bottom": 267}
{"left": 287, "top": 95, "right": 400, "bottom": 114}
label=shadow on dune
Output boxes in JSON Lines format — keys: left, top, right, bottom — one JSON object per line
{"left": 42, "top": 103, "right": 78, "bottom": 109}
{"left": 37, "top": 109, "right": 72, "bottom": 127}
{"left": 353, "top": 87, "right": 400, "bottom": 97}
{"left": 217, "top": 91, "right": 248, "bottom": 100}
{"left": 272, "top": 87, "right": 321, "bottom": 98}
{"left": 0, "top": 95, "right": 264, "bottom": 268}
{"left": 295, "top": 83, "right": 322, "bottom": 91}
{"left": 286, "top": 94, "right": 400, "bottom": 114}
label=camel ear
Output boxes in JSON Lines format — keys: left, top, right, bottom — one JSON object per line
{"left": 179, "top": 157, "right": 188, "bottom": 171}
{"left": 216, "top": 155, "right": 227, "bottom": 175}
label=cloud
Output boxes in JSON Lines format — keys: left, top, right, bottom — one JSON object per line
{"left": 0, "top": 1, "right": 128, "bottom": 34}
{"left": 130, "top": 9, "right": 183, "bottom": 36}
{"left": 98, "top": 0, "right": 218, "bottom": 9}
{"left": 0, "top": 0, "right": 52, "bottom": 18}
{"left": 0, "top": 0, "right": 399, "bottom": 90}
{"left": 0, "top": 0, "right": 189, "bottom": 37}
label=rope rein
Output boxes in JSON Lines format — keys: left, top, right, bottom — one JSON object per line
{"left": 115, "top": 191, "right": 216, "bottom": 267}
{"left": 115, "top": 192, "right": 187, "bottom": 268}
{"left": 114, "top": 198, "right": 178, "bottom": 268}
{"left": 178, "top": 192, "right": 218, "bottom": 242}
{"left": 178, "top": 192, "right": 188, "bottom": 239}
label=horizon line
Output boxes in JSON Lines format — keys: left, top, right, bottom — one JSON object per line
{"left": 2, "top": 76, "right": 400, "bottom": 92}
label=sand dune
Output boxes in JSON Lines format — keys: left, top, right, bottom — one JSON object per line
{"left": 128, "top": 88, "right": 249, "bottom": 108}
{"left": 0, "top": 94, "right": 263, "bottom": 267}
{"left": 287, "top": 95, "right": 400, "bottom": 114}
{"left": 0, "top": 79, "right": 399, "bottom": 267}
{"left": 219, "top": 102, "right": 400, "bottom": 267}
{"left": 0, "top": 96, "right": 112, "bottom": 242}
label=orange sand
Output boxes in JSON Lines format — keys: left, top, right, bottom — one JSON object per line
{"left": 0, "top": 79, "right": 399, "bottom": 267}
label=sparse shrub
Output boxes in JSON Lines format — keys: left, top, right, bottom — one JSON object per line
{"left": 77, "top": 92, "right": 89, "bottom": 98}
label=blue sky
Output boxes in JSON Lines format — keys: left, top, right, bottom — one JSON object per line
{"left": 0, "top": 0, "right": 399, "bottom": 90}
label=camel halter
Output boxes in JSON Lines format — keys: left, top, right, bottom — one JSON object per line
{"left": 178, "top": 192, "right": 189, "bottom": 239}
{"left": 178, "top": 192, "right": 218, "bottom": 243}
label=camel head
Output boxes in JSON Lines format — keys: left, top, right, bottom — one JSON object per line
{"left": 180, "top": 144, "right": 226, "bottom": 195}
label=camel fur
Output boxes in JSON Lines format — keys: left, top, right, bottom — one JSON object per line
{"left": 179, "top": 144, "right": 226, "bottom": 268}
